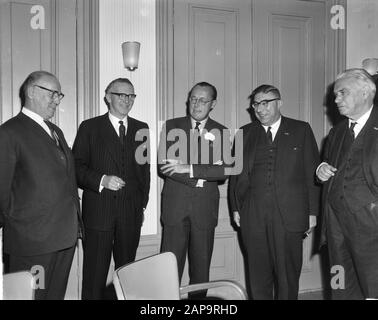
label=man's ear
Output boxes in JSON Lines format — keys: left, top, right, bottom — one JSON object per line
{"left": 105, "top": 93, "right": 111, "bottom": 104}
{"left": 277, "top": 99, "right": 283, "bottom": 110}
{"left": 27, "top": 85, "right": 35, "bottom": 99}
{"left": 210, "top": 100, "right": 217, "bottom": 109}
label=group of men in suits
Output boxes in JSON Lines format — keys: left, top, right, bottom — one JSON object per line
{"left": 1, "top": 67, "right": 378, "bottom": 300}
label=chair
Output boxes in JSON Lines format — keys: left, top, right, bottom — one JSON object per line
{"left": 3, "top": 271, "right": 35, "bottom": 300}
{"left": 113, "top": 252, "right": 248, "bottom": 300}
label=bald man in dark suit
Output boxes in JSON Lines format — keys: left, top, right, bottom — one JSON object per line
{"left": 0, "top": 71, "right": 81, "bottom": 300}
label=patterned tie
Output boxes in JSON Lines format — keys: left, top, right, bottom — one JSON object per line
{"left": 266, "top": 126, "right": 273, "bottom": 144}
{"left": 44, "top": 121, "right": 60, "bottom": 147}
{"left": 194, "top": 121, "right": 201, "bottom": 132}
{"left": 349, "top": 122, "right": 357, "bottom": 140}
{"left": 119, "top": 120, "right": 126, "bottom": 145}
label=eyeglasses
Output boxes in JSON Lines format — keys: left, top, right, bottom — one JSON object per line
{"left": 251, "top": 98, "right": 279, "bottom": 109}
{"left": 110, "top": 92, "right": 137, "bottom": 102}
{"left": 34, "top": 85, "right": 65, "bottom": 101}
{"left": 189, "top": 96, "right": 213, "bottom": 105}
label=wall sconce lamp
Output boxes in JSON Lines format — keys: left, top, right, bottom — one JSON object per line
{"left": 122, "top": 41, "right": 141, "bottom": 71}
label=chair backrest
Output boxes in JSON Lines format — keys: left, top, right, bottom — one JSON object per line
{"left": 113, "top": 252, "right": 181, "bottom": 300}
{"left": 3, "top": 271, "right": 34, "bottom": 300}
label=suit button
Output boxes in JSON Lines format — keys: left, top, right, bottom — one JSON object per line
{"left": 114, "top": 196, "right": 117, "bottom": 199}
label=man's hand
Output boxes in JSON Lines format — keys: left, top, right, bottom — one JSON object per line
{"left": 233, "top": 211, "right": 240, "bottom": 227}
{"left": 316, "top": 162, "right": 337, "bottom": 182}
{"left": 161, "top": 159, "right": 190, "bottom": 176}
{"left": 101, "top": 175, "right": 125, "bottom": 191}
{"left": 304, "top": 215, "right": 317, "bottom": 238}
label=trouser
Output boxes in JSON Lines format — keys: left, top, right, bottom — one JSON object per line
{"left": 326, "top": 201, "right": 378, "bottom": 300}
{"left": 161, "top": 216, "right": 215, "bottom": 299}
{"left": 241, "top": 191, "right": 303, "bottom": 300}
{"left": 7, "top": 245, "right": 76, "bottom": 300}
{"left": 81, "top": 218, "right": 141, "bottom": 300}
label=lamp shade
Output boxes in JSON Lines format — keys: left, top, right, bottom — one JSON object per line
{"left": 122, "top": 41, "right": 140, "bottom": 71}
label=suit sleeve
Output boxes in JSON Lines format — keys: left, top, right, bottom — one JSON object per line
{"left": 72, "top": 122, "right": 103, "bottom": 192}
{"left": 0, "top": 127, "right": 16, "bottom": 218}
{"left": 158, "top": 122, "right": 198, "bottom": 188}
{"left": 192, "top": 127, "right": 231, "bottom": 181}
{"left": 140, "top": 125, "right": 150, "bottom": 209}
{"left": 303, "top": 123, "right": 321, "bottom": 216}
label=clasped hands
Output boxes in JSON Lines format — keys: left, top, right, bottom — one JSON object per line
{"left": 161, "top": 159, "right": 190, "bottom": 176}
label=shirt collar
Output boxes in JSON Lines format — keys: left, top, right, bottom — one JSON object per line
{"left": 261, "top": 116, "right": 281, "bottom": 133}
{"left": 108, "top": 112, "right": 128, "bottom": 127}
{"left": 22, "top": 107, "right": 45, "bottom": 125}
{"left": 349, "top": 105, "right": 373, "bottom": 128}
{"left": 191, "top": 117, "right": 208, "bottom": 130}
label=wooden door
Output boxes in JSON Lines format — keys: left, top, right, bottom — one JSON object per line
{"left": 173, "top": 0, "right": 326, "bottom": 294}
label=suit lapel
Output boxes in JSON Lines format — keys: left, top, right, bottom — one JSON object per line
{"left": 275, "top": 117, "right": 291, "bottom": 174}
{"left": 247, "top": 122, "right": 261, "bottom": 174}
{"left": 99, "top": 113, "right": 122, "bottom": 169}
{"left": 362, "top": 106, "right": 378, "bottom": 183}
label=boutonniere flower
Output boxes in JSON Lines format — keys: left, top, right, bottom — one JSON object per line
{"left": 204, "top": 132, "right": 216, "bottom": 141}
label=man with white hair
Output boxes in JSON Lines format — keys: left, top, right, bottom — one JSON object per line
{"left": 317, "top": 68, "right": 378, "bottom": 299}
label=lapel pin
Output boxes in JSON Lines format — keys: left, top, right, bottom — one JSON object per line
{"left": 284, "top": 132, "right": 290, "bottom": 135}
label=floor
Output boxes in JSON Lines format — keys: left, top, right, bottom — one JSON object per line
{"left": 298, "top": 290, "right": 325, "bottom": 300}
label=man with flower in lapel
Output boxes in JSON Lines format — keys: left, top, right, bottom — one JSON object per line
{"left": 159, "top": 82, "right": 229, "bottom": 298}
{"left": 317, "top": 69, "right": 378, "bottom": 299}
{"left": 0, "top": 71, "right": 81, "bottom": 299}
{"left": 72, "top": 78, "right": 150, "bottom": 299}
{"left": 229, "top": 84, "right": 320, "bottom": 300}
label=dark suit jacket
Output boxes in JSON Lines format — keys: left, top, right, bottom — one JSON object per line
{"left": 229, "top": 117, "right": 320, "bottom": 232}
{"left": 158, "top": 116, "right": 229, "bottom": 230}
{"left": 0, "top": 112, "right": 80, "bottom": 256}
{"left": 320, "top": 105, "right": 378, "bottom": 245}
{"left": 72, "top": 113, "right": 150, "bottom": 231}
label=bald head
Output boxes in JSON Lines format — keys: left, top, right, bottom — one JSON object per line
{"left": 362, "top": 58, "right": 378, "bottom": 76}
{"left": 21, "top": 71, "right": 62, "bottom": 120}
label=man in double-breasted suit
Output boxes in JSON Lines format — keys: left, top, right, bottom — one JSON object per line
{"left": 72, "top": 78, "right": 150, "bottom": 300}
{"left": 0, "top": 71, "right": 81, "bottom": 300}
{"left": 159, "top": 82, "right": 229, "bottom": 298}
{"left": 317, "top": 69, "right": 378, "bottom": 299}
{"left": 229, "top": 84, "right": 320, "bottom": 300}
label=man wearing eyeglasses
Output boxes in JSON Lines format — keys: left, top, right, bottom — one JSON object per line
{"left": 72, "top": 78, "right": 150, "bottom": 300}
{"left": 229, "top": 84, "right": 320, "bottom": 299}
{"left": 158, "top": 82, "right": 229, "bottom": 299}
{"left": 0, "top": 71, "right": 82, "bottom": 299}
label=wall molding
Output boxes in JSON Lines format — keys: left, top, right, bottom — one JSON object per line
{"left": 76, "top": 0, "right": 100, "bottom": 126}
{"left": 324, "top": 0, "right": 346, "bottom": 134}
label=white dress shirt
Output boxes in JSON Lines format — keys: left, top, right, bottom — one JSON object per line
{"left": 261, "top": 116, "right": 282, "bottom": 142}
{"left": 22, "top": 107, "right": 53, "bottom": 138}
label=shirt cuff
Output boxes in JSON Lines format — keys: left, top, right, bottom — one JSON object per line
{"left": 316, "top": 162, "right": 327, "bottom": 175}
{"left": 196, "top": 179, "right": 205, "bottom": 188}
{"left": 99, "top": 175, "right": 106, "bottom": 192}
{"left": 190, "top": 165, "right": 194, "bottom": 178}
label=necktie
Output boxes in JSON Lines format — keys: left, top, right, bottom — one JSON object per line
{"left": 194, "top": 121, "right": 201, "bottom": 163}
{"left": 45, "top": 121, "right": 59, "bottom": 147}
{"left": 266, "top": 126, "right": 273, "bottom": 144}
{"left": 349, "top": 122, "right": 357, "bottom": 140}
{"left": 119, "top": 121, "right": 126, "bottom": 145}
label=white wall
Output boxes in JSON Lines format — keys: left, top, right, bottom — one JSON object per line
{"left": 99, "top": 0, "right": 157, "bottom": 235}
{"left": 347, "top": 0, "right": 378, "bottom": 68}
